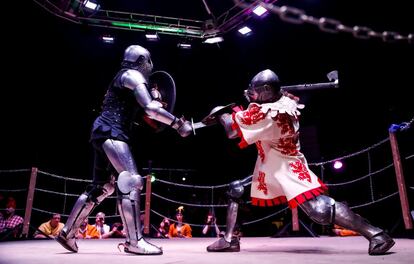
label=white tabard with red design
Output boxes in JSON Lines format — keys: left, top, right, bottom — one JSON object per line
{"left": 233, "top": 95, "right": 327, "bottom": 208}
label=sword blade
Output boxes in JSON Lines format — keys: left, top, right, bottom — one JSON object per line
{"left": 191, "top": 119, "right": 217, "bottom": 135}
{"left": 193, "top": 121, "right": 209, "bottom": 130}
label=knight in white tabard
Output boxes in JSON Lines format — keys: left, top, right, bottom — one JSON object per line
{"left": 205, "top": 69, "right": 395, "bottom": 256}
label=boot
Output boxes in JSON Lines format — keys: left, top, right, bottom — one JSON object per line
{"left": 207, "top": 236, "right": 240, "bottom": 252}
{"left": 55, "top": 230, "right": 78, "bottom": 253}
{"left": 118, "top": 237, "right": 163, "bottom": 255}
{"left": 368, "top": 232, "right": 395, "bottom": 255}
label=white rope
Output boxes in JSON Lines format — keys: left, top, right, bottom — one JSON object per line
{"left": 350, "top": 192, "right": 399, "bottom": 209}
{"left": 326, "top": 163, "right": 394, "bottom": 187}
{"left": 154, "top": 178, "right": 229, "bottom": 189}
{"left": 309, "top": 138, "right": 390, "bottom": 166}
{"left": 0, "top": 188, "right": 27, "bottom": 192}
{"left": 38, "top": 170, "right": 92, "bottom": 182}
{"left": 1, "top": 132, "right": 412, "bottom": 231}
{"left": 0, "top": 169, "right": 31, "bottom": 173}
{"left": 152, "top": 192, "right": 228, "bottom": 208}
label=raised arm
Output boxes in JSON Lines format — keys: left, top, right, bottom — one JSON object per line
{"left": 121, "top": 69, "right": 192, "bottom": 137}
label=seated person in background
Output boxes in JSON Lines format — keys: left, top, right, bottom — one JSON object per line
{"left": 168, "top": 206, "right": 192, "bottom": 238}
{"left": 0, "top": 196, "right": 24, "bottom": 239}
{"left": 108, "top": 222, "right": 126, "bottom": 238}
{"left": 77, "top": 218, "right": 100, "bottom": 239}
{"left": 93, "top": 212, "right": 111, "bottom": 238}
{"left": 332, "top": 224, "right": 361, "bottom": 237}
{"left": 202, "top": 212, "right": 220, "bottom": 237}
{"left": 156, "top": 218, "right": 170, "bottom": 238}
{"left": 34, "top": 213, "right": 64, "bottom": 238}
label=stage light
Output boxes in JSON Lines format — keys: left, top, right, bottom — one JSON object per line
{"left": 182, "top": 177, "right": 186, "bottom": 181}
{"left": 238, "top": 26, "right": 252, "bottom": 35}
{"left": 101, "top": 35, "right": 114, "bottom": 44}
{"left": 177, "top": 42, "right": 192, "bottom": 49}
{"left": 145, "top": 31, "right": 160, "bottom": 41}
{"left": 83, "top": 0, "right": 100, "bottom": 11}
{"left": 203, "top": 36, "right": 224, "bottom": 44}
{"left": 332, "top": 160, "right": 343, "bottom": 170}
{"left": 252, "top": 5, "right": 268, "bottom": 17}
{"left": 151, "top": 174, "right": 156, "bottom": 183}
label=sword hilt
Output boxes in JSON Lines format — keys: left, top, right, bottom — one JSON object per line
{"left": 191, "top": 118, "right": 196, "bottom": 136}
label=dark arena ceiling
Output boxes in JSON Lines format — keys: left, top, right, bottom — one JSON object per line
{"left": 3, "top": 0, "right": 413, "bottom": 178}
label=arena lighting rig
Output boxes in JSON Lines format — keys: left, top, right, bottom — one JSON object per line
{"left": 32, "top": 0, "right": 277, "bottom": 40}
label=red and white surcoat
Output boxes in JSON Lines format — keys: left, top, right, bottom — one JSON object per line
{"left": 232, "top": 95, "right": 327, "bottom": 208}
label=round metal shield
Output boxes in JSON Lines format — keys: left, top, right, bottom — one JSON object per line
{"left": 147, "top": 71, "right": 177, "bottom": 132}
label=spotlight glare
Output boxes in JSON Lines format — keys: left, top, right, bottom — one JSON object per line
{"left": 83, "top": 0, "right": 99, "bottom": 11}
{"left": 145, "top": 32, "right": 160, "bottom": 41}
{"left": 253, "top": 5, "right": 268, "bottom": 16}
{"left": 101, "top": 35, "right": 114, "bottom": 44}
{"left": 177, "top": 43, "right": 192, "bottom": 49}
{"left": 203, "top": 36, "right": 224, "bottom": 44}
{"left": 333, "top": 160, "right": 343, "bottom": 170}
{"left": 238, "top": 26, "right": 252, "bottom": 35}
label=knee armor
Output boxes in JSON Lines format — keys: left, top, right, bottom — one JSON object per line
{"left": 299, "top": 195, "right": 335, "bottom": 225}
{"left": 117, "top": 171, "right": 143, "bottom": 200}
{"left": 227, "top": 180, "right": 245, "bottom": 200}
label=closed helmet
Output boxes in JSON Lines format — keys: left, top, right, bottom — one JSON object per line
{"left": 244, "top": 69, "right": 281, "bottom": 103}
{"left": 121, "top": 45, "right": 153, "bottom": 77}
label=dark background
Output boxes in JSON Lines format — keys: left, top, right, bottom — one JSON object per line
{"left": 1, "top": 0, "right": 413, "bottom": 237}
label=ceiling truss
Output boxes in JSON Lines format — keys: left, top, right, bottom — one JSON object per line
{"left": 33, "top": 0, "right": 277, "bottom": 39}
